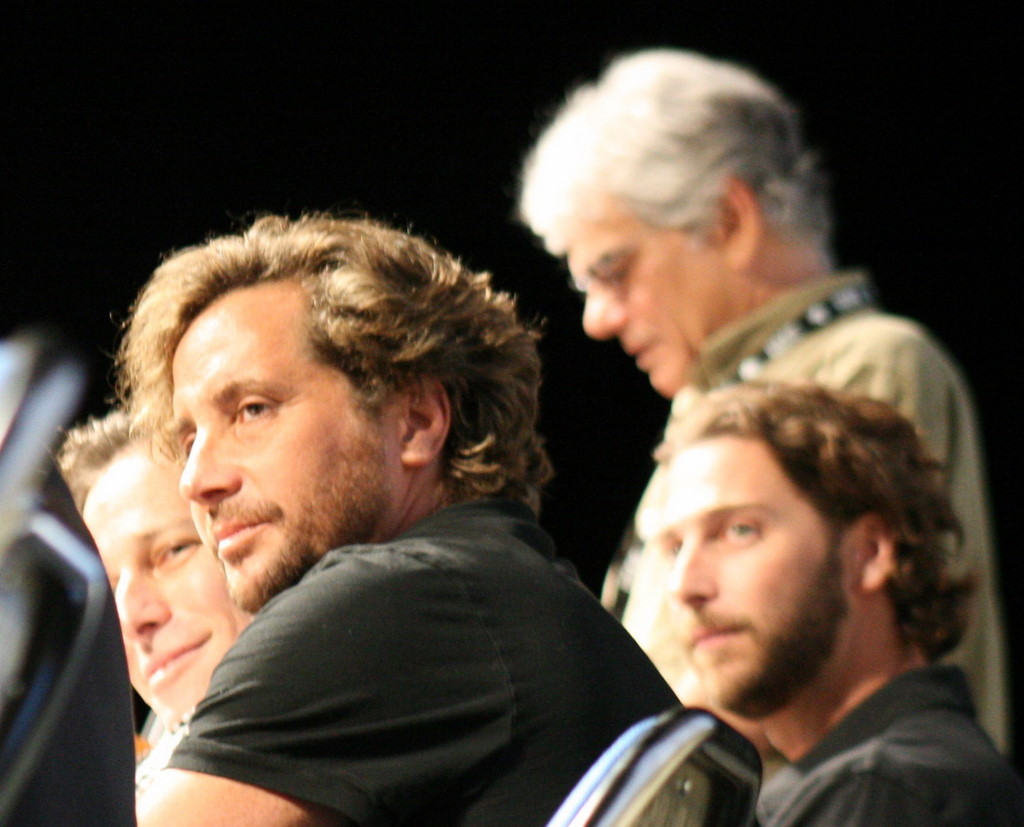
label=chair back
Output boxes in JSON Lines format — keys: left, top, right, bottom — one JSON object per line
{"left": 0, "top": 329, "right": 107, "bottom": 824}
{"left": 547, "top": 706, "right": 762, "bottom": 827}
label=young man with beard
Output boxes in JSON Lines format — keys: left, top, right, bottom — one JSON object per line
{"left": 653, "top": 383, "right": 1024, "bottom": 825}
{"left": 115, "top": 214, "right": 680, "bottom": 826}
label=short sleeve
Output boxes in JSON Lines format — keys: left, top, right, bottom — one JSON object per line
{"left": 169, "top": 547, "right": 514, "bottom": 825}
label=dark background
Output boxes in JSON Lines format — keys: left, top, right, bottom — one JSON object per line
{"left": 3, "top": 3, "right": 1019, "bottom": 761}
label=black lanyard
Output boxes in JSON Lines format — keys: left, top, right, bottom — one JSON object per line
{"left": 732, "top": 281, "right": 878, "bottom": 384}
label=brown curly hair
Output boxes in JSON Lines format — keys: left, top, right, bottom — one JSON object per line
{"left": 659, "top": 382, "right": 973, "bottom": 661}
{"left": 116, "top": 213, "right": 552, "bottom": 512}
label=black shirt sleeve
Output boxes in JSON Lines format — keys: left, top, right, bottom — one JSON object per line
{"left": 170, "top": 546, "right": 515, "bottom": 824}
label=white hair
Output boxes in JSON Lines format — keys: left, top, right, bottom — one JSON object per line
{"left": 518, "top": 49, "right": 832, "bottom": 256}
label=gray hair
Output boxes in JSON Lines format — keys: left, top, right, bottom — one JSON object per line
{"left": 518, "top": 49, "right": 832, "bottom": 256}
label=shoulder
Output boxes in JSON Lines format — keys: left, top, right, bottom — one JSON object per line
{"left": 759, "top": 757, "right": 936, "bottom": 827}
{"left": 762, "top": 309, "right": 978, "bottom": 448}
{"left": 222, "top": 542, "right": 481, "bottom": 661}
{"left": 775, "top": 309, "right": 962, "bottom": 380}
{"left": 760, "top": 711, "right": 1024, "bottom": 826}
{"left": 199, "top": 532, "right": 527, "bottom": 716}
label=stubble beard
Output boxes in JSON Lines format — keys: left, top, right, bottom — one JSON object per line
{"left": 701, "top": 535, "right": 848, "bottom": 720}
{"left": 228, "top": 428, "right": 391, "bottom": 614}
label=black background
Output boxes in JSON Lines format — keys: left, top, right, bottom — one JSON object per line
{"left": 3, "top": 3, "right": 1020, "bottom": 762}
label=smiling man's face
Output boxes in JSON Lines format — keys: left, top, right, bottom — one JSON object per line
{"left": 84, "top": 446, "right": 250, "bottom": 727}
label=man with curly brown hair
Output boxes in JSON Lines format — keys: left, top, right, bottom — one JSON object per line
{"left": 117, "top": 214, "right": 678, "bottom": 826}
{"left": 652, "top": 383, "right": 1024, "bottom": 825}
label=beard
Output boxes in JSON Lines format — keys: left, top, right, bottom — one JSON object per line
{"left": 221, "top": 425, "right": 390, "bottom": 614}
{"left": 695, "top": 534, "right": 848, "bottom": 720}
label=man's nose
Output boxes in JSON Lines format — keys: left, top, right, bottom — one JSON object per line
{"left": 667, "top": 542, "right": 717, "bottom": 609}
{"left": 179, "top": 430, "right": 242, "bottom": 509}
{"left": 581, "top": 288, "right": 628, "bottom": 341}
{"left": 116, "top": 569, "right": 171, "bottom": 645}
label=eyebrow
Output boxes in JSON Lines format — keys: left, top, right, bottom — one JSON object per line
{"left": 571, "top": 247, "right": 634, "bottom": 292}
{"left": 138, "top": 518, "right": 203, "bottom": 548}
{"left": 593, "top": 247, "right": 635, "bottom": 277}
{"left": 213, "top": 379, "right": 268, "bottom": 408}
{"left": 660, "top": 502, "right": 774, "bottom": 535}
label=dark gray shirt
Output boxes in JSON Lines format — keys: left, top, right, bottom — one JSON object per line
{"left": 758, "top": 665, "right": 1024, "bottom": 826}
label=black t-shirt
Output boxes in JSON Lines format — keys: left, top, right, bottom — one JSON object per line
{"left": 171, "top": 499, "right": 679, "bottom": 825}
{"left": 758, "top": 665, "right": 1024, "bottom": 826}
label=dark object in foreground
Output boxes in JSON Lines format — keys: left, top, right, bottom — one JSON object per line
{"left": 547, "top": 705, "right": 761, "bottom": 827}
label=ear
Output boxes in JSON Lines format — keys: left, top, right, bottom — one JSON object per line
{"left": 845, "top": 513, "right": 899, "bottom": 595}
{"left": 710, "top": 176, "right": 764, "bottom": 271}
{"left": 394, "top": 377, "right": 451, "bottom": 471}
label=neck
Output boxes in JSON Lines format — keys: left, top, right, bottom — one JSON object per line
{"left": 730, "top": 236, "right": 831, "bottom": 321}
{"left": 756, "top": 234, "right": 831, "bottom": 287}
{"left": 374, "top": 467, "right": 446, "bottom": 543}
{"left": 761, "top": 643, "right": 927, "bottom": 762}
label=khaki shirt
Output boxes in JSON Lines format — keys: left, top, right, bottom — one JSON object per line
{"left": 612, "top": 272, "right": 1010, "bottom": 753}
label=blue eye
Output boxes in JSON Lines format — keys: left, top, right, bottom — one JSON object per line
{"left": 237, "top": 401, "right": 273, "bottom": 423}
{"left": 726, "top": 521, "right": 758, "bottom": 541}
